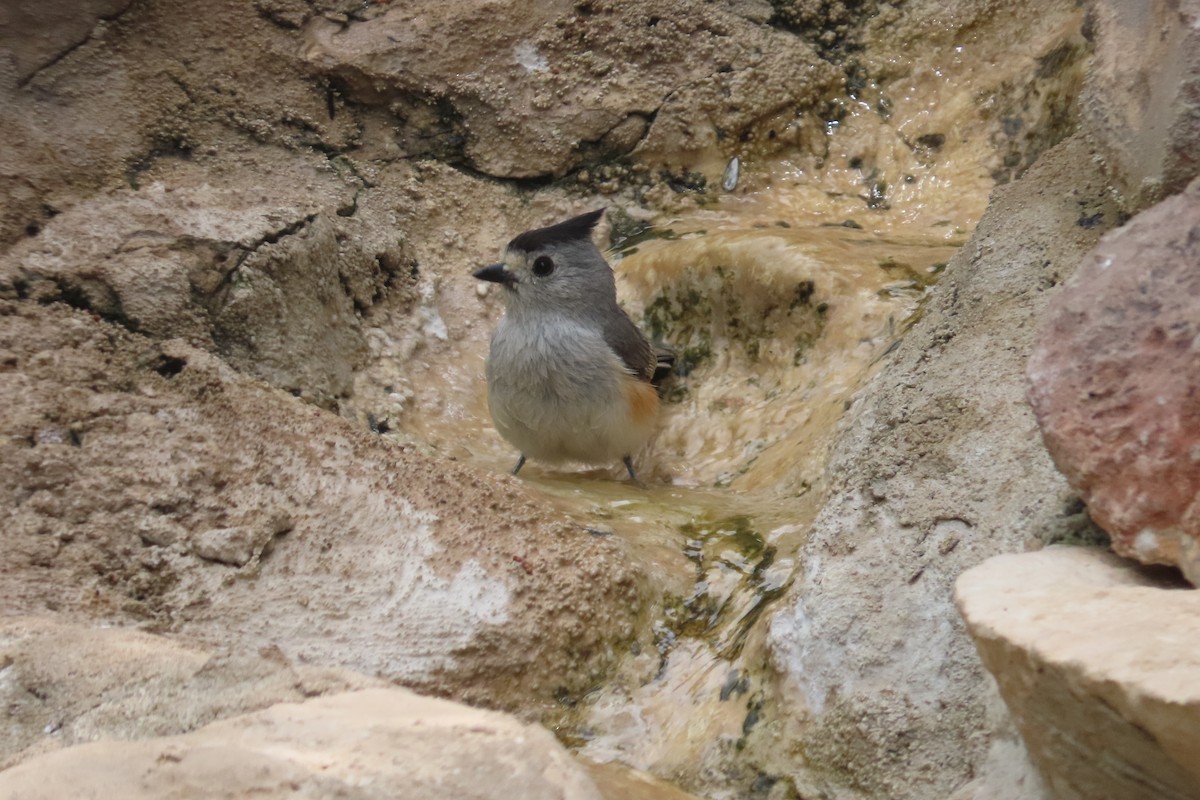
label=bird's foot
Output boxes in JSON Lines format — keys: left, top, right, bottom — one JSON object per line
{"left": 622, "top": 455, "right": 646, "bottom": 488}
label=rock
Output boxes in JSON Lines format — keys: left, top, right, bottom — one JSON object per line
{"left": 0, "top": 0, "right": 363, "bottom": 245}
{"left": 1081, "top": 0, "right": 1200, "bottom": 206}
{"left": 192, "top": 519, "right": 289, "bottom": 567}
{"left": 0, "top": 687, "right": 604, "bottom": 800}
{"left": 0, "top": 617, "right": 383, "bottom": 769}
{"left": 301, "top": 0, "right": 842, "bottom": 179}
{"left": 0, "top": 0, "right": 134, "bottom": 85}
{"left": 0, "top": 157, "right": 411, "bottom": 408}
{"left": 1027, "top": 178, "right": 1200, "bottom": 584}
{"left": 0, "top": 301, "right": 643, "bottom": 712}
{"left": 955, "top": 547, "right": 1200, "bottom": 800}
{"left": 764, "top": 136, "right": 1123, "bottom": 800}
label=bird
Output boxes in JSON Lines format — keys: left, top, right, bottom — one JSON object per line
{"left": 474, "top": 208, "right": 673, "bottom": 483}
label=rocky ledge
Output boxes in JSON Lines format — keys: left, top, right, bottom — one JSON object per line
{"left": 956, "top": 547, "right": 1200, "bottom": 800}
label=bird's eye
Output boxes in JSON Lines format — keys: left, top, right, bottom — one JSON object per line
{"left": 532, "top": 255, "right": 555, "bottom": 277}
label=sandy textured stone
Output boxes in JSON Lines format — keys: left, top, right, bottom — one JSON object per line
{"left": 0, "top": 687, "right": 604, "bottom": 800}
{"left": 0, "top": 617, "right": 384, "bottom": 770}
{"left": 0, "top": 156, "right": 413, "bottom": 408}
{"left": 956, "top": 547, "right": 1200, "bottom": 800}
{"left": 765, "top": 136, "right": 1121, "bottom": 800}
{"left": 301, "top": 0, "right": 842, "bottom": 179}
{"left": 0, "top": 0, "right": 134, "bottom": 84}
{"left": 1027, "top": 178, "right": 1200, "bottom": 584}
{"left": 0, "top": 302, "right": 642, "bottom": 712}
{"left": 1082, "top": 0, "right": 1200, "bottom": 206}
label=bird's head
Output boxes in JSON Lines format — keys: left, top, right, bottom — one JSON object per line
{"left": 474, "top": 208, "right": 615, "bottom": 313}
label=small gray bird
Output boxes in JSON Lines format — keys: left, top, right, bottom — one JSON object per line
{"left": 474, "top": 209, "right": 673, "bottom": 482}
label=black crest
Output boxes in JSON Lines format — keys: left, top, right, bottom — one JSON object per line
{"left": 508, "top": 208, "right": 605, "bottom": 253}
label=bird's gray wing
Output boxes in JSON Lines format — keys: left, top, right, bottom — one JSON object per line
{"left": 603, "top": 309, "right": 656, "bottom": 383}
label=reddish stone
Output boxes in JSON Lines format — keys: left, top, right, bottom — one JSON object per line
{"left": 1027, "top": 178, "right": 1200, "bottom": 583}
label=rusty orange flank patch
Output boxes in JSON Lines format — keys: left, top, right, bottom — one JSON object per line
{"left": 622, "top": 375, "right": 660, "bottom": 425}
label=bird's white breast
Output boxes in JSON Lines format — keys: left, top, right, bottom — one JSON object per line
{"left": 485, "top": 315, "right": 654, "bottom": 465}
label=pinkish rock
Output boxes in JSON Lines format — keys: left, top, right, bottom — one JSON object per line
{"left": 1027, "top": 177, "right": 1200, "bottom": 583}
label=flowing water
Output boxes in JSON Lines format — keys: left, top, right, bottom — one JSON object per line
{"left": 545, "top": 209, "right": 962, "bottom": 790}
{"left": 364, "top": 184, "right": 967, "bottom": 793}
{"left": 342, "top": 13, "right": 1088, "bottom": 789}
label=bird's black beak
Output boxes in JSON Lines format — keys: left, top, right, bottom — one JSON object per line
{"left": 474, "top": 263, "right": 515, "bottom": 288}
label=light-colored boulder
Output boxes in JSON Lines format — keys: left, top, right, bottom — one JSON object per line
{"left": 0, "top": 687, "right": 604, "bottom": 800}
{"left": 956, "top": 546, "right": 1200, "bottom": 800}
{"left": 1028, "top": 178, "right": 1200, "bottom": 583}
{"left": 0, "top": 617, "right": 383, "bottom": 769}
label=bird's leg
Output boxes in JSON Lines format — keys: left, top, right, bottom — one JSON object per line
{"left": 622, "top": 455, "right": 645, "bottom": 487}
{"left": 511, "top": 454, "right": 527, "bottom": 476}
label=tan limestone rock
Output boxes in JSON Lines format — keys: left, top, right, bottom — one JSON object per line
{"left": 0, "top": 617, "right": 383, "bottom": 770}
{"left": 0, "top": 687, "right": 604, "bottom": 800}
{"left": 0, "top": 301, "right": 642, "bottom": 713}
{"left": 956, "top": 547, "right": 1200, "bottom": 800}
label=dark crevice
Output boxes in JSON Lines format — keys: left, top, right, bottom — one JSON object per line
{"left": 336, "top": 270, "right": 368, "bottom": 316}
{"left": 15, "top": 2, "right": 137, "bottom": 89}
{"left": 59, "top": 282, "right": 137, "bottom": 330}
{"left": 13, "top": 270, "right": 141, "bottom": 331}
{"left": 164, "top": 71, "right": 199, "bottom": 104}
{"left": 126, "top": 139, "right": 194, "bottom": 190}
{"left": 199, "top": 213, "right": 320, "bottom": 311}
{"left": 765, "top": 0, "right": 876, "bottom": 62}
{"left": 440, "top": 159, "right": 558, "bottom": 189}
{"left": 324, "top": 81, "right": 338, "bottom": 120}
{"left": 257, "top": 214, "right": 318, "bottom": 247}
{"left": 152, "top": 354, "right": 188, "bottom": 377}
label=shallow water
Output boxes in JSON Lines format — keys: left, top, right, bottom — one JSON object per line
{"left": 339, "top": 166, "right": 974, "bottom": 798}
{"left": 348, "top": 140, "right": 974, "bottom": 797}
{"left": 527, "top": 214, "right": 957, "bottom": 789}
{"left": 335, "top": 5, "right": 1090, "bottom": 792}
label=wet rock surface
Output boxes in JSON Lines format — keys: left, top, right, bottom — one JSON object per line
{"left": 956, "top": 547, "right": 1200, "bottom": 800}
{"left": 1028, "top": 178, "right": 1200, "bottom": 584}
{"left": 764, "top": 135, "right": 1123, "bottom": 800}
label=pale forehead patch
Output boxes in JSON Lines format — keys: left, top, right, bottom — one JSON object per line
{"left": 501, "top": 250, "right": 525, "bottom": 270}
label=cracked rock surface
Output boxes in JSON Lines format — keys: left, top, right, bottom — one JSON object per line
{"left": 302, "top": 0, "right": 843, "bottom": 179}
{"left": 0, "top": 152, "right": 410, "bottom": 407}
{"left": 0, "top": 300, "right": 641, "bottom": 723}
